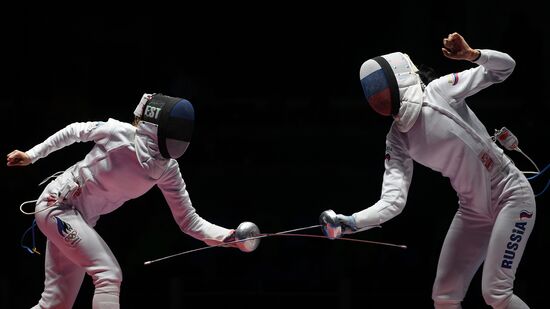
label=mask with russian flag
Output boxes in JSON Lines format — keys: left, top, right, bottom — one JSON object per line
{"left": 359, "top": 52, "right": 424, "bottom": 132}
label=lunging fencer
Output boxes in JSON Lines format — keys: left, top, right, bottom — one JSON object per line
{"left": 320, "top": 32, "right": 536, "bottom": 309}
{"left": 7, "top": 93, "right": 258, "bottom": 309}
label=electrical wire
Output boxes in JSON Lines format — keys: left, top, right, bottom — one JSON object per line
{"left": 20, "top": 219, "right": 41, "bottom": 255}
{"left": 527, "top": 162, "right": 550, "bottom": 197}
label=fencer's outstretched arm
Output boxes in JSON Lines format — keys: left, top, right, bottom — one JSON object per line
{"left": 351, "top": 131, "right": 414, "bottom": 230}
{"left": 9, "top": 121, "right": 107, "bottom": 166}
{"left": 320, "top": 130, "right": 413, "bottom": 237}
{"left": 157, "top": 162, "right": 234, "bottom": 246}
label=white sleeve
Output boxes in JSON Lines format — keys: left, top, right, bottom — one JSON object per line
{"left": 352, "top": 128, "right": 413, "bottom": 229}
{"left": 473, "top": 49, "right": 516, "bottom": 75}
{"left": 26, "top": 121, "right": 109, "bottom": 164}
{"left": 157, "top": 161, "right": 232, "bottom": 244}
{"left": 432, "top": 49, "right": 516, "bottom": 104}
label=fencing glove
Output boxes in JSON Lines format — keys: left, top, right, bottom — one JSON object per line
{"left": 319, "top": 210, "right": 357, "bottom": 239}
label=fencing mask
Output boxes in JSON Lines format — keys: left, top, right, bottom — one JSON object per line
{"left": 135, "top": 93, "right": 194, "bottom": 159}
{"left": 360, "top": 52, "right": 424, "bottom": 132}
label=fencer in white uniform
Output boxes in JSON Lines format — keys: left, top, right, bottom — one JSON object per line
{"left": 320, "top": 33, "right": 536, "bottom": 309}
{"left": 8, "top": 94, "right": 251, "bottom": 309}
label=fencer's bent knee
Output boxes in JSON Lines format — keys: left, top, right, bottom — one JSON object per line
{"left": 482, "top": 283, "right": 513, "bottom": 308}
{"left": 92, "top": 266, "right": 122, "bottom": 292}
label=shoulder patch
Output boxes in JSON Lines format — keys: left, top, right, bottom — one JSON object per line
{"left": 447, "top": 73, "right": 459, "bottom": 86}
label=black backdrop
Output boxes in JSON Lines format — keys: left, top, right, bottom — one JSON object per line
{"left": 2, "top": 4, "right": 548, "bottom": 308}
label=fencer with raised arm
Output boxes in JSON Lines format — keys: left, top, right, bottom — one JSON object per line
{"left": 320, "top": 33, "right": 535, "bottom": 309}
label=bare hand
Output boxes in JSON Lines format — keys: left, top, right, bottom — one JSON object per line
{"left": 7, "top": 150, "right": 31, "bottom": 166}
{"left": 441, "top": 32, "right": 480, "bottom": 61}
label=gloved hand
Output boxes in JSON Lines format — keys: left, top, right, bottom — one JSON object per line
{"left": 319, "top": 209, "right": 357, "bottom": 239}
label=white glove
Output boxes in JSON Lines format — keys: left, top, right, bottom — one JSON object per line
{"left": 319, "top": 209, "right": 357, "bottom": 239}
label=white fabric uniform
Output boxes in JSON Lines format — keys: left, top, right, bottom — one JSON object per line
{"left": 353, "top": 50, "right": 536, "bottom": 309}
{"left": 27, "top": 119, "right": 232, "bottom": 309}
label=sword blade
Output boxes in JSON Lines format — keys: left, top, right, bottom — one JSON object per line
{"left": 144, "top": 225, "right": 322, "bottom": 265}
{"left": 143, "top": 224, "right": 407, "bottom": 265}
{"left": 268, "top": 233, "right": 407, "bottom": 249}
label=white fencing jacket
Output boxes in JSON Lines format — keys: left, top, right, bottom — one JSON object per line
{"left": 354, "top": 49, "right": 517, "bottom": 229}
{"left": 27, "top": 119, "right": 231, "bottom": 244}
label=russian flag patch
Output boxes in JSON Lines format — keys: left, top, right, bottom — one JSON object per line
{"left": 448, "top": 73, "right": 459, "bottom": 86}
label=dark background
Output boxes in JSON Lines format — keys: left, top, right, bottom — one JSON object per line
{"left": 2, "top": 3, "right": 548, "bottom": 308}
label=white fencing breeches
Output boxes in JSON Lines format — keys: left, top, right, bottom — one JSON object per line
{"left": 32, "top": 177, "right": 122, "bottom": 309}
{"left": 432, "top": 165, "right": 535, "bottom": 309}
